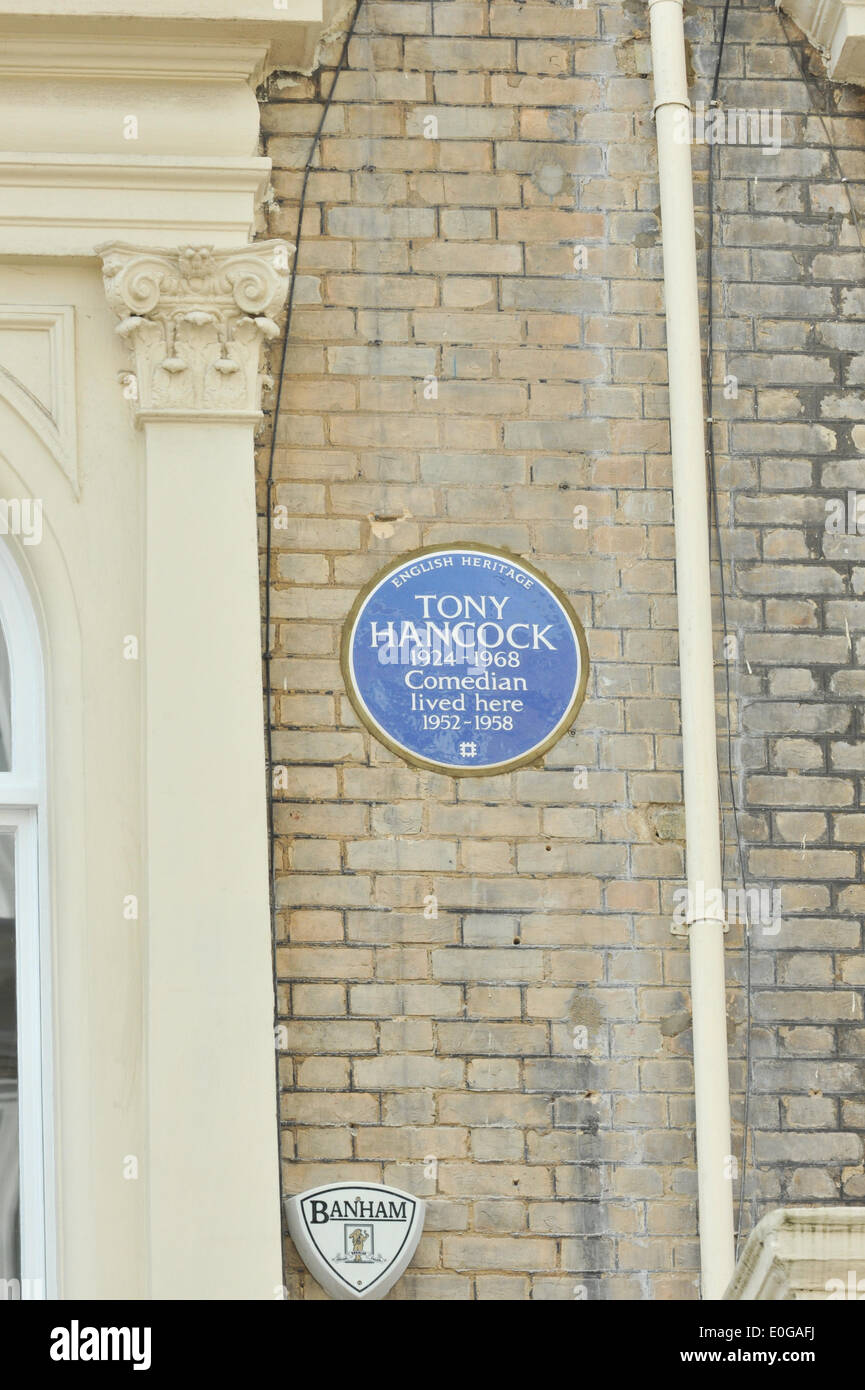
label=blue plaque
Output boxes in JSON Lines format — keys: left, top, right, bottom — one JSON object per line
{"left": 341, "top": 545, "right": 589, "bottom": 776}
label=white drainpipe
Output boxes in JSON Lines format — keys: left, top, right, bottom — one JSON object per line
{"left": 647, "top": 0, "right": 736, "bottom": 1298}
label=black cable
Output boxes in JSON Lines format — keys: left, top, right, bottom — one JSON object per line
{"left": 702, "top": 0, "right": 754, "bottom": 1259}
{"left": 262, "top": 0, "right": 366, "bottom": 1291}
{"left": 710, "top": 0, "right": 733, "bottom": 104}
{"left": 706, "top": 0, "right": 735, "bottom": 895}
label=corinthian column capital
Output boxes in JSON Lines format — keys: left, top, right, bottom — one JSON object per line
{"left": 97, "top": 240, "right": 293, "bottom": 422}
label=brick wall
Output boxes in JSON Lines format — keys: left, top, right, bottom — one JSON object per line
{"left": 715, "top": 14, "right": 865, "bottom": 1211}
{"left": 258, "top": 0, "right": 865, "bottom": 1299}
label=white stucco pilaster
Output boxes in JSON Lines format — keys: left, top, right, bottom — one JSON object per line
{"left": 0, "top": 1, "right": 324, "bottom": 1298}
{"left": 98, "top": 241, "right": 291, "bottom": 1298}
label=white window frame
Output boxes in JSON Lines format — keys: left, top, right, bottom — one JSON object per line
{"left": 0, "top": 539, "right": 52, "bottom": 1300}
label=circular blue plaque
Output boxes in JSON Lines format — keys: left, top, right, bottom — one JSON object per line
{"left": 341, "top": 545, "right": 589, "bottom": 776}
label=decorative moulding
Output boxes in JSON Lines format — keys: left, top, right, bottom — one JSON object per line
{"left": 98, "top": 241, "right": 293, "bottom": 423}
{"left": 0, "top": 156, "right": 274, "bottom": 258}
{"left": 0, "top": 36, "right": 273, "bottom": 84}
{"left": 0, "top": 306, "right": 79, "bottom": 496}
{"left": 0, "top": 1, "right": 328, "bottom": 75}
{"left": 0, "top": 1, "right": 337, "bottom": 254}
{"left": 779, "top": 0, "right": 865, "bottom": 85}
{"left": 724, "top": 1206, "right": 865, "bottom": 1300}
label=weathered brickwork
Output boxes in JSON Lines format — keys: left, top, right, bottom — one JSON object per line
{"left": 714, "top": 16, "right": 865, "bottom": 1219}
{"left": 257, "top": 0, "right": 865, "bottom": 1298}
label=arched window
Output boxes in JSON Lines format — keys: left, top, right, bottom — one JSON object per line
{"left": 0, "top": 539, "right": 49, "bottom": 1300}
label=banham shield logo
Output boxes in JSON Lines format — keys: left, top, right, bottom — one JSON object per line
{"left": 286, "top": 1182, "right": 425, "bottom": 1301}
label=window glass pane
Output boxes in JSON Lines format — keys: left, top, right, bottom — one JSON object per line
{"left": 0, "top": 622, "right": 9, "bottom": 771}
{"left": 0, "top": 831, "right": 18, "bottom": 1292}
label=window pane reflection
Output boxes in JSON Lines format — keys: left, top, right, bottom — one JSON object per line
{"left": 0, "top": 623, "right": 9, "bottom": 772}
{"left": 0, "top": 831, "right": 17, "bottom": 1293}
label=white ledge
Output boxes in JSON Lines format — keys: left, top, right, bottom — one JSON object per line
{"left": 724, "top": 1207, "right": 865, "bottom": 1300}
{"left": 0, "top": 1, "right": 327, "bottom": 72}
{"left": 0, "top": 156, "right": 274, "bottom": 255}
{"left": 779, "top": 0, "right": 865, "bottom": 85}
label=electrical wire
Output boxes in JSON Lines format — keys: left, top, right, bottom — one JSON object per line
{"left": 262, "top": 0, "right": 366, "bottom": 1290}
{"left": 702, "top": 0, "right": 754, "bottom": 1258}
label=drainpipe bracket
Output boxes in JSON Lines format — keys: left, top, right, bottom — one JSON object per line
{"left": 648, "top": 0, "right": 692, "bottom": 116}
{"left": 651, "top": 96, "right": 691, "bottom": 117}
{"left": 670, "top": 913, "right": 729, "bottom": 938}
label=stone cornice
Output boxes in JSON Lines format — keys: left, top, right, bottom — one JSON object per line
{"left": 779, "top": 0, "right": 865, "bottom": 84}
{"left": 0, "top": 1, "right": 327, "bottom": 74}
{"left": 0, "top": 36, "right": 272, "bottom": 83}
{"left": 0, "top": 2, "right": 334, "bottom": 253}
{"left": 98, "top": 241, "right": 293, "bottom": 422}
{"left": 0, "top": 156, "right": 273, "bottom": 257}
{"left": 724, "top": 1206, "right": 865, "bottom": 1300}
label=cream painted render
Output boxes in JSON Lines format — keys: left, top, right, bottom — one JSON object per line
{"left": 0, "top": 1, "right": 328, "bottom": 1298}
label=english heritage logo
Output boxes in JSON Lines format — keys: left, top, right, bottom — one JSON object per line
{"left": 286, "top": 1182, "right": 425, "bottom": 1301}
